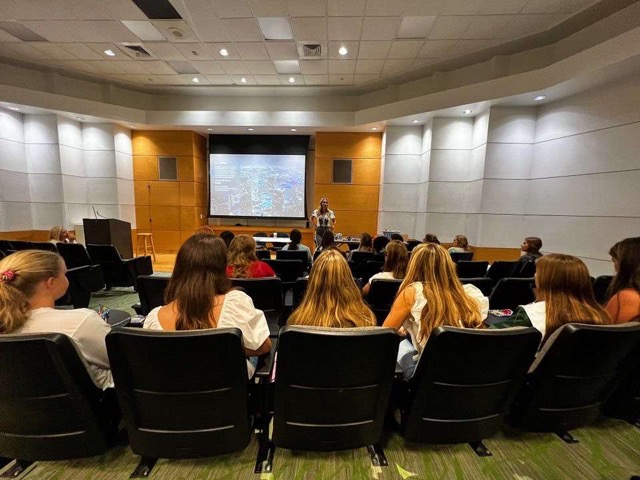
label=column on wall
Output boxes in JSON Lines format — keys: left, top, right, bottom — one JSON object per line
{"left": 58, "top": 117, "right": 88, "bottom": 228}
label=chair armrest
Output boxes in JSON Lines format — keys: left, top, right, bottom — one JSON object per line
{"left": 254, "top": 339, "right": 278, "bottom": 379}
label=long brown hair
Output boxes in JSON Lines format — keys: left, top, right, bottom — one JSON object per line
{"left": 317, "top": 197, "right": 329, "bottom": 215}
{"left": 227, "top": 234, "right": 259, "bottom": 278}
{"left": 358, "top": 233, "right": 373, "bottom": 252}
{"left": 383, "top": 240, "right": 408, "bottom": 279}
{"left": 399, "top": 243, "right": 482, "bottom": 344}
{"left": 536, "top": 254, "right": 609, "bottom": 340}
{"left": 0, "top": 250, "right": 63, "bottom": 333}
{"left": 607, "top": 237, "right": 640, "bottom": 300}
{"left": 164, "top": 233, "right": 231, "bottom": 330}
{"left": 289, "top": 249, "right": 375, "bottom": 328}
{"left": 453, "top": 235, "right": 469, "bottom": 251}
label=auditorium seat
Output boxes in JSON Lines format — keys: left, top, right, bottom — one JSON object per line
{"left": 367, "top": 279, "right": 403, "bottom": 325}
{"left": 485, "top": 261, "right": 520, "bottom": 284}
{"left": 86, "top": 244, "right": 153, "bottom": 290}
{"left": 397, "top": 326, "right": 540, "bottom": 455}
{"left": 456, "top": 260, "right": 489, "bottom": 278}
{"left": 406, "top": 240, "right": 421, "bottom": 252}
{"left": 263, "top": 258, "right": 304, "bottom": 294}
{"left": 0, "top": 240, "right": 14, "bottom": 252}
{"left": 55, "top": 265, "right": 106, "bottom": 309}
{"left": 31, "top": 241, "right": 59, "bottom": 252}
{"left": 106, "top": 328, "right": 251, "bottom": 477}
{"left": 489, "top": 278, "right": 536, "bottom": 310}
{"left": 135, "top": 275, "right": 170, "bottom": 315}
{"left": 349, "top": 251, "right": 375, "bottom": 264}
{"left": 57, "top": 243, "right": 93, "bottom": 269}
{"left": 509, "top": 322, "right": 640, "bottom": 440}
{"left": 460, "top": 277, "right": 494, "bottom": 297}
{"left": 450, "top": 251, "right": 474, "bottom": 262}
{"left": 0, "top": 333, "right": 119, "bottom": 476}
{"left": 604, "top": 342, "right": 640, "bottom": 426}
{"left": 8, "top": 240, "right": 33, "bottom": 251}
{"left": 515, "top": 259, "right": 536, "bottom": 278}
{"left": 358, "top": 260, "right": 384, "bottom": 284}
{"left": 255, "top": 326, "right": 398, "bottom": 472}
{"left": 276, "top": 249, "right": 310, "bottom": 270}
{"left": 256, "top": 249, "right": 271, "bottom": 260}
{"left": 292, "top": 277, "right": 308, "bottom": 309}
{"left": 231, "top": 277, "right": 283, "bottom": 336}
{"left": 593, "top": 275, "right": 613, "bottom": 305}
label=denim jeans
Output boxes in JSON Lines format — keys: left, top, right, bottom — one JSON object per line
{"left": 397, "top": 337, "right": 419, "bottom": 381}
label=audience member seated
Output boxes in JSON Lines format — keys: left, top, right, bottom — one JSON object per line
{"left": 288, "top": 249, "right": 375, "bottom": 328}
{"left": 490, "top": 254, "right": 610, "bottom": 342}
{"left": 423, "top": 233, "right": 440, "bottom": 244}
{"left": 519, "top": 237, "right": 543, "bottom": 262}
{"left": 280, "top": 228, "right": 312, "bottom": 266}
{"left": 346, "top": 232, "right": 374, "bottom": 261}
{"left": 605, "top": 237, "right": 640, "bottom": 323}
{"left": 372, "top": 235, "right": 390, "bottom": 254}
{"left": 447, "top": 234, "right": 470, "bottom": 254}
{"left": 383, "top": 243, "right": 489, "bottom": 380}
{"left": 143, "top": 234, "right": 271, "bottom": 377}
{"left": 362, "top": 240, "right": 408, "bottom": 296}
{"left": 0, "top": 250, "right": 112, "bottom": 389}
{"left": 48, "top": 226, "right": 76, "bottom": 244}
{"left": 313, "top": 231, "right": 345, "bottom": 261}
{"left": 227, "top": 234, "right": 276, "bottom": 278}
{"left": 219, "top": 230, "right": 235, "bottom": 248}
{"left": 390, "top": 233, "right": 404, "bottom": 242}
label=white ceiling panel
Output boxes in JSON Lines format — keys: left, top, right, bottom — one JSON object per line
{"left": 226, "top": 18, "right": 264, "bottom": 42}
{"left": 153, "top": 75, "right": 188, "bottom": 85}
{"left": 403, "top": 0, "right": 447, "bottom": 16}
{"left": 151, "top": 21, "right": 199, "bottom": 43}
{"left": 190, "top": 18, "right": 233, "bottom": 42}
{"left": 109, "top": 74, "right": 145, "bottom": 84}
{"left": 219, "top": 61, "right": 251, "bottom": 75}
{"left": 86, "top": 61, "right": 127, "bottom": 74}
{"left": 299, "top": 60, "right": 328, "bottom": 74}
{"left": 144, "top": 43, "right": 186, "bottom": 61}
{"left": 121, "top": 21, "right": 166, "bottom": 42}
{"left": 254, "top": 74, "right": 281, "bottom": 85}
{"left": 235, "top": 42, "right": 270, "bottom": 60}
{"left": 0, "top": 42, "right": 48, "bottom": 60}
{"left": 328, "top": 17, "right": 363, "bottom": 41}
{"left": 273, "top": 59, "right": 301, "bottom": 73}
{"left": 303, "top": 74, "right": 329, "bottom": 85}
{"left": 361, "top": 17, "right": 401, "bottom": 40}
{"left": 24, "top": 21, "right": 139, "bottom": 43}
{"left": 328, "top": 40, "right": 359, "bottom": 59}
{"left": 355, "top": 59, "right": 384, "bottom": 74}
{"left": 59, "top": 43, "right": 103, "bottom": 60}
{"left": 287, "top": 0, "right": 327, "bottom": 17}
{"left": 441, "top": 0, "right": 486, "bottom": 15}
{"left": 115, "top": 61, "right": 152, "bottom": 74}
{"left": 245, "top": 60, "right": 277, "bottom": 74}
{"left": 448, "top": 39, "right": 496, "bottom": 56}
{"left": 382, "top": 59, "right": 413, "bottom": 74}
{"left": 0, "top": 30, "right": 21, "bottom": 42}
{"left": 428, "top": 16, "right": 474, "bottom": 40}
{"left": 328, "top": 59, "right": 356, "bottom": 74}
{"left": 229, "top": 74, "right": 257, "bottom": 85}
{"left": 482, "top": 0, "right": 529, "bottom": 14}
{"left": 175, "top": 43, "right": 212, "bottom": 60}
{"left": 418, "top": 40, "right": 457, "bottom": 58}
{"left": 57, "top": 60, "right": 100, "bottom": 74}
{"left": 30, "top": 43, "right": 77, "bottom": 60}
{"left": 387, "top": 40, "right": 424, "bottom": 59}
{"left": 205, "top": 43, "right": 241, "bottom": 60}
{"left": 191, "top": 61, "right": 225, "bottom": 74}
{"left": 265, "top": 41, "right": 298, "bottom": 60}
{"left": 327, "top": 0, "right": 366, "bottom": 17}
{"left": 0, "top": 0, "right": 75, "bottom": 20}
{"left": 354, "top": 73, "right": 379, "bottom": 83}
{"left": 463, "top": 16, "right": 513, "bottom": 39}
{"left": 142, "top": 61, "right": 176, "bottom": 74}
{"left": 278, "top": 73, "right": 304, "bottom": 84}
{"left": 19, "top": 21, "right": 77, "bottom": 42}
{"left": 398, "top": 16, "right": 437, "bottom": 39}
{"left": 329, "top": 74, "right": 353, "bottom": 84}
{"left": 182, "top": 74, "right": 210, "bottom": 85}
{"left": 357, "top": 41, "right": 392, "bottom": 59}
{"left": 249, "top": 0, "right": 289, "bottom": 17}
{"left": 291, "top": 17, "right": 328, "bottom": 41}
{"left": 204, "top": 74, "right": 234, "bottom": 84}
{"left": 211, "top": 0, "right": 253, "bottom": 18}
{"left": 366, "top": 0, "right": 406, "bottom": 17}
{"left": 97, "top": 0, "right": 147, "bottom": 20}
{"left": 55, "top": 0, "right": 111, "bottom": 20}
{"left": 85, "top": 43, "right": 125, "bottom": 59}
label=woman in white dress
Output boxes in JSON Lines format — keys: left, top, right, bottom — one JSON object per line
{"left": 311, "top": 197, "right": 336, "bottom": 249}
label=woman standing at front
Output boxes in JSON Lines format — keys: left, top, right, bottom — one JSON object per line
{"left": 311, "top": 198, "right": 336, "bottom": 249}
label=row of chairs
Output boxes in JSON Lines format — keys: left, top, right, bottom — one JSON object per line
{"left": 1, "top": 322, "right": 638, "bottom": 477}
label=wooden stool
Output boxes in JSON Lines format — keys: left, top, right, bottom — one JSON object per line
{"left": 136, "top": 233, "right": 156, "bottom": 261}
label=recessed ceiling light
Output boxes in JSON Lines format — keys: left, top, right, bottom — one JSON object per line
{"left": 104, "top": 49, "right": 116, "bottom": 57}
{"left": 463, "top": 109, "right": 472, "bottom": 115}
{"left": 534, "top": 95, "right": 547, "bottom": 101}
{"left": 240, "top": 77, "right": 247, "bottom": 83}
{"left": 219, "top": 48, "right": 229, "bottom": 57}
{"left": 338, "top": 46, "right": 348, "bottom": 56}
{"left": 247, "top": 128, "right": 254, "bottom": 131}
{"left": 7, "top": 106, "right": 20, "bottom": 111}
{"left": 207, "top": 128, "right": 213, "bottom": 131}
{"left": 191, "top": 77, "right": 200, "bottom": 83}
{"left": 290, "top": 128, "right": 297, "bottom": 132}
{"left": 412, "top": 119, "right": 419, "bottom": 123}
{"left": 129, "top": 125, "right": 135, "bottom": 129}
{"left": 288, "top": 77, "right": 295, "bottom": 83}
{"left": 371, "top": 127, "right": 378, "bottom": 131}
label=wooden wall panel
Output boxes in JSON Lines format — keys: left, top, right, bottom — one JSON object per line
{"left": 177, "top": 156, "right": 195, "bottom": 181}
{"left": 149, "top": 181, "right": 180, "bottom": 206}
{"left": 331, "top": 210, "right": 378, "bottom": 237}
{"left": 316, "top": 132, "right": 382, "bottom": 159}
{"left": 314, "top": 157, "right": 380, "bottom": 185}
{"left": 313, "top": 185, "right": 379, "bottom": 211}
{"left": 133, "top": 131, "right": 198, "bottom": 157}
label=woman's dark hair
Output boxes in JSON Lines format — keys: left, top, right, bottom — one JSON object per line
{"left": 289, "top": 229, "right": 302, "bottom": 250}
{"left": 424, "top": 233, "right": 440, "bottom": 244}
{"left": 359, "top": 233, "right": 373, "bottom": 250}
{"left": 219, "top": 230, "right": 235, "bottom": 248}
{"left": 372, "top": 235, "right": 390, "bottom": 253}
{"left": 524, "top": 236, "right": 542, "bottom": 254}
{"left": 320, "top": 230, "right": 335, "bottom": 249}
{"left": 390, "top": 233, "right": 404, "bottom": 241}
{"left": 607, "top": 237, "right": 640, "bottom": 300}
{"left": 164, "top": 233, "right": 231, "bottom": 330}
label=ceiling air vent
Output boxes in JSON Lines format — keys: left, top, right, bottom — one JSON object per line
{"left": 302, "top": 44, "right": 322, "bottom": 57}
{"left": 119, "top": 44, "right": 153, "bottom": 59}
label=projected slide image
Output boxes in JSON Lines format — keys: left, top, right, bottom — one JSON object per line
{"left": 210, "top": 154, "right": 305, "bottom": 218}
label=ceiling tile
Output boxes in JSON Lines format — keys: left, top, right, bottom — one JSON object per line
{"left": 463, "top": 16, "right": 513, "bottom": 39}
{"left": 358, "top": 41, "right": 392, "bottom": 59}
{"left": 328, "top": 17, "right": 363, "bottom": 41}
{"left": 328, "top": 40, "right": 359, "bottom": 59}
{"left": 144, "top": 43, "right": 186, "bottom": 60}
{"left": 328, "top": 59, "right": 356, "bottom": 74}
{"left": 85, "top": 61, "right": 127, "bottom": 74}
{"left": 211, "top": 0, "right": 253, "bottom": 18}
{"left": 417, "top": 40, "right": 457, "bottom": 58}
{"left": 219, "top": 61, "right": 251, "bottom": 74}
{"left": 328, "top": 0, "right": 366, "bottom": 16}
{"left": 403, "top": 0, "right": 447, "bottom": 15}
{"left": 287, "top": 0, "right": 327, "bottom": 17}
{"left": 205, "top": 43, "right": 241, "bottom": 60}
{"left": 122, "top": 21, "right": 166, "bottom": 41}
{"left": 254, "top": 74, "right": 281, "bottom": 85}
{"left": 441, "top": 0, "right": 486, "bottom": 15}
{"left": 245, "top": 60, "right": 277, "bottom": 74}
{"left": 57, "top": 60, "right": 100, "bottom": 73}
{"left": 382, "top": 59, "right": 413, "bottom": 74}
{"left": 55, "top": 0, "right": 111, "bottom": 19}
{"left": 265, "top": 41, "right": 298, "bottom": 60}
{"left": 482, "top": 0, "right": 529, "bottom": 14}
{"left": 175, "top": 43, "right": 212, "bottom": 60}
{"left": 0, "top": 42, "right": 48, "bottom": 60}
{"left": 496, "top": 14, "right": 565, "bottom": 38}
{"left": 448, "top": 39, "right": 495, "bottom": 56}
{"left": 229, "top": 74, "right": 257, "bottom": 85}
{"left": 191, "top": 61, "right": 225, "bottom": 74}
{"left": 30, "top": 43, "right": 77, "bottom": 60}
{"left": 98, "top": 0, "right": 148, "bottom": 20}
{"left": 329, "top": 74, "right": 353, "bottom": 84}
{"left": 151, "top": 20, "right": 199, "bottom": 43}
{"left": 398, "top": 16, "right": 436, "bottom": 39}
{"left": 59, "top": 43, "right": 103, "bottom": 60}
{"left": 236, "top": 42, "right": 270, "bottom": 60}
{"left": 428, "top": 16, "right": 474, "bottom": 40}
{"left": 0, "top": 29, "right": 21, "bottom": 42}
{"left": 299, "top": 59, "right": 327, "bottom": 74}
{"left": 182, "top": 74, "right": 210, "bottom": 85}
{"left": 152, "top": 75, "right": 188, "bottom": 85}
{"left": 142, "top": 61, "right": 176, "bottom": 74}
{"left": 279, "top": 73, "right": 304, "bottom": 84}
{"left": 257, "top": 17, "right": 293, "bottom": 40}
{"left": 291, "top": 17, "right": 327, "bottom": 41}
{"left": 0, "top": 0, "right": 76, "bottom": 20}
{"left": 354, "top": 74, "right": 379, "bottom": 84}
{"left": 303, "top": 74, "right": 328, "bottom": 85}
{"left": 86, "top": 42, "right": 125, "bottom": 59}
{"left": 115, "top": 61, "right": 152, "bottom": 74}
{"left": 366, "top": 0, "right": 406, "bottom": 16}
{"left": 521, "top": 0, "right": 595, "bottom": 14}
{"left": 249, "top": 0, "right": 288, "bottom": 17}
{"left": 166, "top": 60, "right": 199, "bottom": 74}
{"left": 22, "top": 20, "right": 139, "bottom": 42}
{"left": 273, "top": 59, "right": 301, "bottom": 73}
{"left": 204, "top": 74, "right": 234, "bottom": 84}
{"left": 361, "top": 17, "right": 401, "bottom": 40}
{"left": 191, "top": 18, "right": 233, "bottom": 42}
{"left": 355, "top": 59, "right": 384, "bottom": 74}
{"left": 387, "top": 40, "right": 424, "bottom": 59}
{"left": 109, "top": 74, "right": 145, "bottom": 84}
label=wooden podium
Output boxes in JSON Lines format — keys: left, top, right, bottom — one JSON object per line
{"left": 83, "top": 218, "right": 133, "bottom": 259}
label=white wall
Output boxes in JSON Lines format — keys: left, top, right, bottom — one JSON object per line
{"left": 0, "top": 108, "right": 134, "bottom": 232}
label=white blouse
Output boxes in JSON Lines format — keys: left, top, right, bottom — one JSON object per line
{"left": 522, "top": 301, "right": 547, "bottom": 338}
{"left": 368, "top": 271, "right": 396, "bottom": 284}
{"left": 144, "top": 290, "right": 270, "bottom": 377}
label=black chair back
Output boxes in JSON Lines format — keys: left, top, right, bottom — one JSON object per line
{"left": 264, "top": 259, "right": 305, "bottom": 286}
{"left": 349, "top": 251, "right": 375, "bottom": 264}
{"left": 460, "top": 277, "right": 494, "bottom": 297}
{"left": 456, "top": 261, "right": 488, "bottom": 278}
{"left": 9, "top": 240, "right": 34, "bottom": 251}
{"left": 451, "top": 251, "right": 474, "bottom": 262}
{"left": 31, "top": 241, "right": 59, "bottom": 252}
{"left": 87, "top": 244, "right": 152, "bottom": 289}
{"left": 359, "top": 260, "right": 384, "bottom": 284}
{"left": 136, "top": 275, "right": 170, "bottom": 315}
{"left": 57, "top": 243, "right": 93, "bottom": 269}
{"left": 55, "top": 266, "right": 105, "bottom": 309}
{"left": 0, "top": 334, "right": 113, "bottom": 460}
{"left": 368, "top": 279, "right": 403, "bottom": 325}
{"left": 604, "top": 342, "right": 640, "bottom": 423}
{"left": 485, "top": 261, "right": 520, "bottom": 283}
{"left": 292, "top": 278, "right": 308, "bottom": 309}
{"left": 0, "top": 240, "right": 14, "bottom": 252}
{"left": 510, "top": 323, "right": 640, "bottom": 432}
{"left": 272, "top": 326, "right": 399, "bottom": 451}
{"left": 489, "top": 278, "right": 535, "bottom": 310}
{"left": 106, "top": 329, "right": 250, "bottom": 458}
{"left": 0, "top": 250, "right": 5, "bottom": 259}
{"left": 231, "top": 277, "right": 283, "bottom": 335}
{"left": 403, "top": 327, "right": 541, "bottom": 443}
{"left": 256, "top": 249, "right": 271, "bottom": 260}
{"left": 515, "top": 259, "right": 536, "bottom": 278}
{"left": 276, "top": 249, "right": 309, "bottom": 266}
{"left": 593, "top": 275, "right": 613, "bottom": 305}
{"left": 406, "top": 240, "right": 421, "bottom": 252}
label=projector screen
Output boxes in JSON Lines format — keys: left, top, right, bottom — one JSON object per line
{"left": 209, "top": 153, "right": 306, "bottom": 218}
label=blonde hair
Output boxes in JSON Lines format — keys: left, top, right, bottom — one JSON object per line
{"left": 453, "top": 235, "right": 469, "bottom": 251}
{"left": 383, "top": 240, "right": 408, "bottom": 279}
{"left": 0, "top": 250, "right": 63, "bottom": 333}
{"left": 48, "top": 226, "right": 64, "bottom": 241}
{"left": 227, "top": 235, "right": 259, "bottom": 278}
{"left": 289, "top": 249, "right": 375, "bottom": 328}
{"left": 536, "top": 254, "right": 609, "bottom": 340}
{"left": 399, "top": 243, "right": 482, "bottom": 344}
